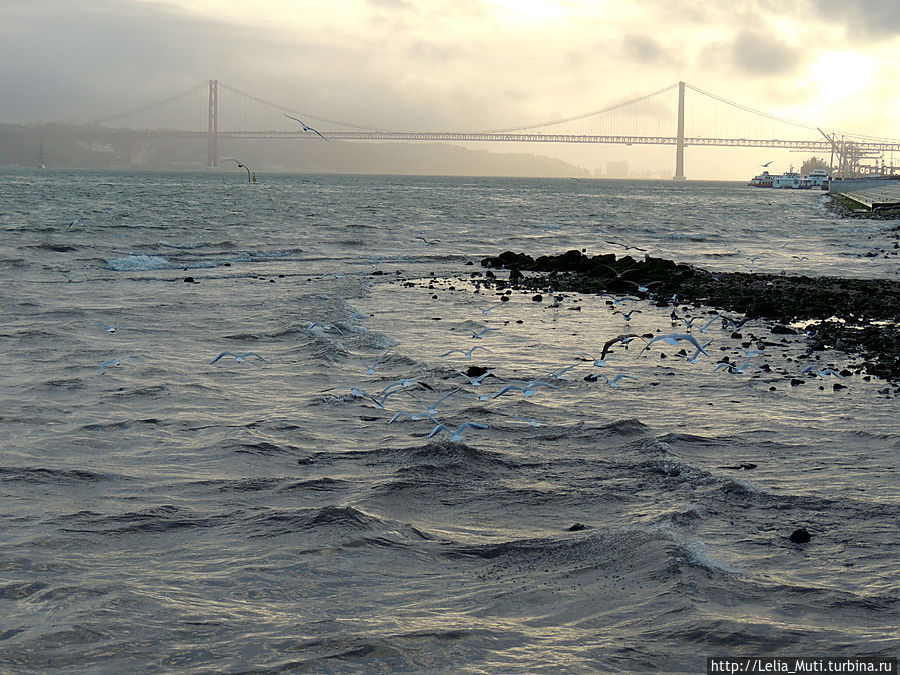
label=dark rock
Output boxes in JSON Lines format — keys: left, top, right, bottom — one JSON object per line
{"left": 719, "top": 462, "right": 757, "bottom": 470}
{"left": 532, "top": 294, "right": 543, "bottom": 302}
{"left": 183, "top": 277, "right": 195, "bottom": 283}
{"left": 789, "top": 528, "right": 812, "bottom": 543}
{"left": 566, "top": 523, "right": 587, "bottom": 532}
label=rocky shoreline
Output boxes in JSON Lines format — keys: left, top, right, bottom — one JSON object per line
{"left": 477, "top": 249, "right": 900, "bottom": 383}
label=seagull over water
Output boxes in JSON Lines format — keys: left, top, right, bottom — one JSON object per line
{"left": 210, "top": 352, "right": 271, "bottom": 364}
{"left": 466, "top": 299, "right": 508, "bottom": 315}
{"left": 441, "top": 345, "right": 492, "bottom": 359}
{"left": 546, "top": 363, "right": 580, "bottom": 379}
{"left": 388, "top": 411, "right": 437, "bottom": 424}
{"left": 599, "top": 333, "right": 643, "bottom": 360}
{"left": 638, "top": 333, "right": 711, "bottom": 361}
{"left": 97, "top": 321, "right": 123, "bottom": 333}
{"left": 456, "top": 369, "right": 495, "bottom": 386}
{"left": 492, "top": 380, "right": 557, "bottom": 399}
{"left": 722, "top": 316, "right": 752, "bottom": 331}
{"left": 699, "top": 313, "right": 723, "bottom": 333}
{"left": 97, "top": 357, "right": 140, "bottom": 374}
{"left": 366, "top": 349, "right": 392, "bottom": 375}
{"left": 801, "top": 366, "right": 844, "bottom": 378}
{"left": 612, "top": 309, "right": 641, "bottom": 322}
{"left": 714, "top": 361, "right": 763, "bottom": 374}
{"left": 428, "top": 421, "right": 488, "bottom": 442}
{"left": 596, "top": 373, "right": 633, "bottom": 387}
{"left": 306, "top": 321, "right": 344, "bottom": 336}
{"left": 283, "top": 113, "right": 328, "bottom": 140}
{"left": 509, "top": 416, "right": 547, "bottom": 427}
{"left": 471, "top": 326, "right": 498, "bottom": 339}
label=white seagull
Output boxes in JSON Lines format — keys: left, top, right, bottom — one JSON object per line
{"left": 97, "top": 357, "right": 141, "bottom": 374}
{"left": 306, "top": 321, "right": 344, "bottom": 336}
{"left": 699, "top": 314, "right": 723, "bottom": 333}
{"left": 491, "top": 380, "right": 557, "bottom": 399}
{"left": 471, "top": 326, "right": 498, "bottom": 339}
{"left": 612, "top": 309, "right": 641, "bottom": 321}
{"left": 387, "top": 411, "right": 437, "bottom": 424}
{"left": 283, "top": 113, "right": 328, "bottom": 140}
{"left": 467, "top": 299, "right": 508, "bottom": 315}
{"left": 546, "top": 363, "right": 580, "bottom": 379}
{"left": 440, "top": 346, "right": 492, "bottom": 359}
{"left": 209, "top": 352, "right": 271, "bottom": 364}
{"left": 583, "top": 371, "right": 633, "bottom": 386}
{"left": 97, "top": 321, "right": 123, "bottom": 333}
{"left": 509, "top": 416, "right": 547, "bottom": 427}
{"left": 428, "top": 421, "right": 488, "bottom": 442}
{"left": 637, "top": 333, "right": 711, "bottom": 361}
{"left": 366, "top": 349, "right": 392, "bottom": 375}
{"left": 418, "top": 387, "right": 464, "bottom": 415}
{"left": 801, "top": 366, "right": 844, "bottom": 378}
{"left": 456, "top": 369, "right": 495, "bottom": 386}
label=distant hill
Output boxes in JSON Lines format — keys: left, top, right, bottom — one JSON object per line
{"left": 0, "top": 123, "right": 590, "bottom": 177}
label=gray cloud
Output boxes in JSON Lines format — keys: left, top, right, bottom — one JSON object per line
{"left": 808, "top": 0, "right": 900, "bottom": 39}
{"left": 729, "top": 29, "right": 802, "bottom": 76}
{"left": 622, "top": 34, "right": 664, "bottom": 64}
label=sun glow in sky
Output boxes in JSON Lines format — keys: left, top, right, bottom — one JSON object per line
{"left": 3, "top": 0, "right": 900, "bottom": 178}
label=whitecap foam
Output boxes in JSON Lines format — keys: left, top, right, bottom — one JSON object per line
{"left": 105, "top": 254, "right": 171, "bottom": 271}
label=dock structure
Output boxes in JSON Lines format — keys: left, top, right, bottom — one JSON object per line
{"left": 829, "top": 178, "right": 900, "bottom": 213}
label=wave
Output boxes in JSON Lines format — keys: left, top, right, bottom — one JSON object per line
{"left": 247, "top": 505, "right": 385, "bottom": 538}
{"left": 278, "top": 477, "right": 351, "bottom": 492}
{"left": 105, "top": 254, "right": 171, "bottom": 271}
{"left": 158, "top": 239, "right": 236, "bottom": 250}
{"left": 0, "top": 466, "right": 116, "bottom": 484}
{"left": 58, "top": 505, "right": 223, "bottom": 535}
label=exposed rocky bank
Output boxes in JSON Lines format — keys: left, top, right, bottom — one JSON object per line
{"left": 478, "top": 250, "right": 900, "bottom": 382}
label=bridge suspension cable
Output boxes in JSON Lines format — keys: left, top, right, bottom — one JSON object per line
{"left": 216, "top": 82, "right": 392, "bottom": 132}
{"left": 86, "top": 81, "right": 208, "bottom": 127}
{"left": 480, "top": 82, "right": 680, "bottom": 134}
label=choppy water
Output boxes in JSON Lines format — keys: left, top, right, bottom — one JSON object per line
{"left": 2, "top": 169, "right": 898, "bottom": 673}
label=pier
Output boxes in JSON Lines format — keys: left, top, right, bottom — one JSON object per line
{"left": 829, "top": 178, "right": 900, "bottom": 213}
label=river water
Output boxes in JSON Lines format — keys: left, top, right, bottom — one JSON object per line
{"left": 1, "top": 170, "right": 898, "bottom": 673}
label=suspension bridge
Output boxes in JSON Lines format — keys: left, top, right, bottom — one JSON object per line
{"left": 85, "top": 79, "right": 900, "bottom": 178}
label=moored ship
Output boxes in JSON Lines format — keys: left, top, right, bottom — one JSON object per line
{"left": 748, "top": 167, "right": 829, "bottom": 190}
{"left": 748, "top": 170, "right": 775, "bottom": 187}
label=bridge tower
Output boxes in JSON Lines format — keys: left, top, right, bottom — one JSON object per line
{"left": 207, "top": 79, "right": 218, "bottom": 168}
{"left": 674, "top": 81, "right": 685, "bottom": 180}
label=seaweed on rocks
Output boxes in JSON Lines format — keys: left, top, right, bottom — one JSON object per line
{"left": 480, "top": 249, "right": 900, "bottom": 381}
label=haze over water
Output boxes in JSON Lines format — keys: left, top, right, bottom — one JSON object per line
{"left": 2, "top": 169, "right": 898, "bottom": 673}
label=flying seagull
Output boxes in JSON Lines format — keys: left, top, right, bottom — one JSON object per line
{"left": 209, "top": 352, "right": 270, "bottom": 364}
{"left": 283, "top": 114, "right": 328, "bottom": 141}
{"left": 220, "top": 157, "right": 253, "bottom": 183}
{"left": 427, "top": 421, "right": 487, "bottom": 442}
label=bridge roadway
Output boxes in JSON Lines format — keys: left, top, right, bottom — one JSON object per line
{"left": 79, "top": 128, "right": 900, "bottom": 153}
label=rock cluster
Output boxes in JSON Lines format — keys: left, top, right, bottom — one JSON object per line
{"left": 480, "top": 250, "right": 900, "bottom": 381}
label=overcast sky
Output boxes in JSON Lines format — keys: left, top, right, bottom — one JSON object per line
{"left": 3, "top": 0, "right": 899, "bottom": 177}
